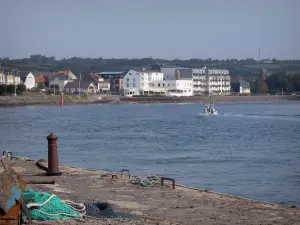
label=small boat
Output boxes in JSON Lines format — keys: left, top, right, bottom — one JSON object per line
{"left": 202, "top": 96, "right": 218, "bottom": 115}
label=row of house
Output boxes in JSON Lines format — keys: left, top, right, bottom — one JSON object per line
{"left": 0, "top": 71, "right": 46, "bottom": 89}
{"left": 0, "top": 72, "right": 21, "bottom": 86}
{"left": 122, "top": 66, "right": 232, "bottom": 97}
{"left": 1, "top": 66, "right": 250, "bottom": 96}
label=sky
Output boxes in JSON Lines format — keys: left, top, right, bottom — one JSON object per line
{"left": 1, "top": 0, "right": 299, "bottom": 60}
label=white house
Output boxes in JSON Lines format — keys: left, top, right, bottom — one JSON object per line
{"left": 20, "top": 72, "right": 36, "bottom": 89}
{"left": 123, "top": 69, "right": 164, "bottom": 96}
{"left": 81, "top": 73, "right": 110, "bottom": 93}
{"left": 5, "top": 74, "right": 14, "bottom": 85}
{"left": 64, "top": 80, "right": 97, "bottom": 94}
{"left": 14, "top": 76, "right": 21, "bottom": 85}
{"left": 231, "top": 79, "right": 251, "bottom": 94}
{"left": 49, "top": 74, "right": 74, "bottom": 92}
{"left": 0, "top": 73, "right": 5, "bottom": 85}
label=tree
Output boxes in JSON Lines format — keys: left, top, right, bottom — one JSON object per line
{"left": 287, "top": 82, "right": 295, "bottom": 93}
{"left": 266, "top": 72, "right": 288, "bottom": 92}
{"left": 37, "top": 83, "right": 44, "bottom": 89}
{"left": 0, "top": 85, "right": 6, "bottom": 95}
{"left": 6, "top": 85, "right": 15, "bottom": 94}
{"left": 17, "top": 84, "right": 26, "bottom": 94}
{"left": 255, "top": 80, "right": 269, "bottom": 94}
{"left": 290, "top": 75, "right": 300, "bottom": 92}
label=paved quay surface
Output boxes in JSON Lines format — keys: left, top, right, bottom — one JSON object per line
{"left": 3, "top": 157, "right": 300, "bottom": 225}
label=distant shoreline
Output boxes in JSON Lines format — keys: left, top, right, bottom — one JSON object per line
{"left": 0, "top": 95, "right": 299, "bottom": 108}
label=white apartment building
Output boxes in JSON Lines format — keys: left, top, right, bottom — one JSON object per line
{"left": 123, "top": 69, "right": 164, "bottom": 96}
{"left": 150, "top": 80, "right": 193, "bottom": 96}
{"left": 193, "top": 67, "right": 231, "bottom": 95}
{"left": 123, "top": 68, "right": 194, "bottom": 97}
{"left": 160, "top": 67, "right": 194, "bottom": 96}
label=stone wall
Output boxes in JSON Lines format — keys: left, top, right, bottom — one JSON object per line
{"left": 0, "top": 94, "right": 101, "bottom": 107}
{"left": 119, "top": 95, "right": 300, "bottom": 104}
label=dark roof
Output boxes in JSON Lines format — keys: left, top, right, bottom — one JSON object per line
{"left": 232, "top": 79, "right": 250, "bottom": 85}
{"left": 82, "top": 73, "right": 98, "bottom": 82}
{"left": 56, "top": 74, "right": 69, "bottom": 80}
{"left": 136, "top": 69, "right": 162, "bottom": 73}
{"left": 65, "top": 80, "right": 94, "bottom": 89}
{"left": 175, "top": 68, "right": 193, "bottom": 80}
{"left": 18, "top": 72, "right": 30, "bottom": 78}
{"left": 99, "top": 72, "right": 125, "bottom": 79}
{"left": 41, "top": 72, "right": 55, "bottom": 78}
{"left": 238, "top": 79, "right": 250, "bottom": 84}
{"left": 99, "top": 72, "right": 124, "bottom": 75}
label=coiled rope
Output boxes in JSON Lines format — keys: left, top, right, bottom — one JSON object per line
{"left": 130, "top": 175, "right": 161, "bottom": 187}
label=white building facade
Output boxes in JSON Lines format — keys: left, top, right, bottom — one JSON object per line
{"left": 123, "top": 68, "right": 194, "bottom": 97}
{"left": 14, "top": 76, "right": 21, "bottom": 85}
{"left": 123, "top": 69, "right": 164, "bottom": 96}
{"left": 49, "top": 74, "right": 76, "bottom": 92}
{"left": 22, "top": 72, "right": 36, "bottom": 89}
{"left": 160, "top": 67, "right": 194, "bottom": 96}
{"left": 5, "top": 75, "right": 14, "bottom": 85}
{"left": 0, "top": 73, "right": 5, "bottom": 85}
{"left": 192, "top": 67, "right": 231, "bottom": 95}
{"left": 150, "top": 80, "right": 193, "bottom": 96}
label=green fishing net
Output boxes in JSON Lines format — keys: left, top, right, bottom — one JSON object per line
{"left": 21, "top": 187, "right": 81, "bottom": 221}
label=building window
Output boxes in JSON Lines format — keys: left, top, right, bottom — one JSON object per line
{"left": 127, "top": 78, "right": 129, "bottom": 82}
{"left": 129, "top": 73, "right": 132, "bottom": 75}
{"left": 126, "top": 84, "right": 129, "bottom": 87}
{"left": 168, "top": 84, "right": 170, "bottom": 86}
{"left": 133, "top": 78, "right": 135, "bottom": 81}
{"left": 133, "top": 84, "right": 135, "bottom": 87}
{"left": 158, "top": 83, "right": 160, "bottom": 87}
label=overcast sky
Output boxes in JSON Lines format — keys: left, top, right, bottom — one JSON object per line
{"left": 1, "top": 0, "right": 299, "bottom": 60}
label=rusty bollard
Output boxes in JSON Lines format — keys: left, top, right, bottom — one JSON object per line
{"left": 47, "top": 133, "right": 62, "bottom": 176}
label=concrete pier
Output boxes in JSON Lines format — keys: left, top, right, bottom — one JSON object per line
{"left": 3, "top": 157, "right": 300, "bottom": 225}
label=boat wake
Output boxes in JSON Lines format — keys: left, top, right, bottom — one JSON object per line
{"left": 197, "top": 112, "right": 219, "bottom": 116}
{"left": 220, "top": 113, "right": 300, "bottom": 122}
{"left": 196, "top": 112, "right": 300, "bottom": 122}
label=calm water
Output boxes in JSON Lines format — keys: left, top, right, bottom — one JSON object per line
{"left": 0, "top": 102, "right": 300, "bottom": 205}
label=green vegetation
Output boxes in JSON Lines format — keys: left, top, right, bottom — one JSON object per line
{"left": 255, "top": 80, "right": 269, "bottom": 94}
{"left": 266, "top": 72, "right": 300, "bottom": 93}
{"left": 0, "top": 84, "right": 26, "bottom": 95}
{"left": 17, "top": 84, "right": 26, "bottom": 93}
{"left": 1, "top": 55, "right": 300, "bottom": 78}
